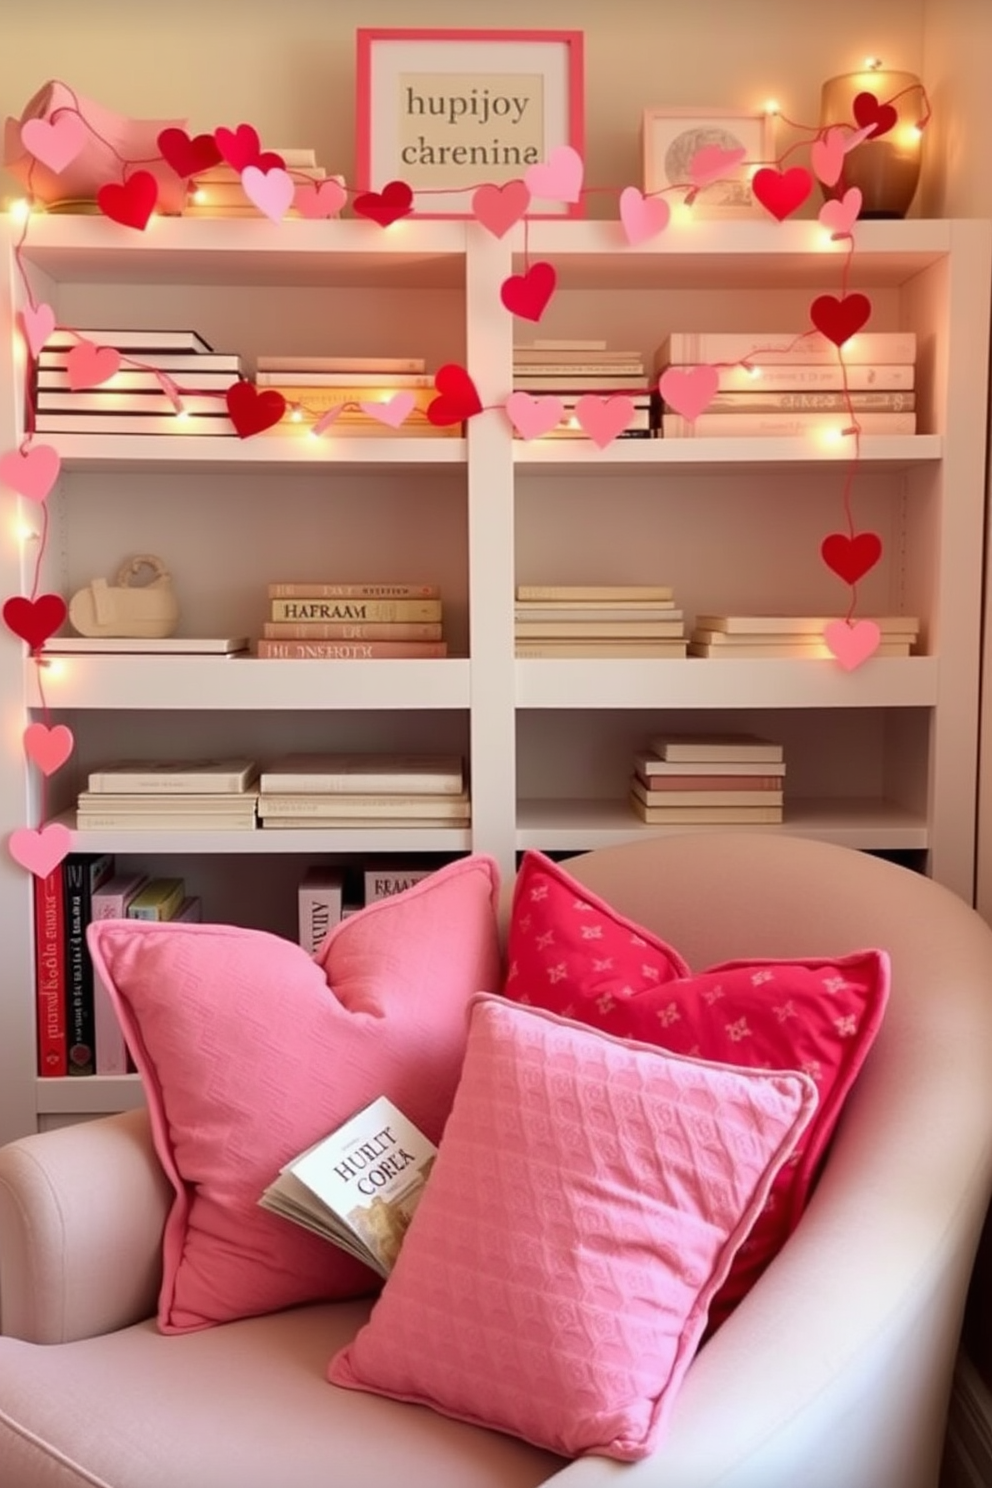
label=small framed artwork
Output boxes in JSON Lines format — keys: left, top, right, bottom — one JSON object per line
{"left": 355, "top": 28, "right": 585, "bottom": 218}
{"left": 642, "top": 107, "right": 774, "bottom": 217}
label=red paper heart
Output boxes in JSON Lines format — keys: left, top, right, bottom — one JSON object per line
{"left": 352, "top": 180, "right": 414, "bottom": 226}
{"left": 97, "top": 171, "right": 159, "bottom": 230}
{"left": 852, "top": 91, "right": 898, "bottom": 140}
{"left": 821, "top": 531, "right": 883, "bottom": 584}
{"left": 810, "top": 292, "right": 872, "bottom": 346}
{"left": 3, "top": 593, "right": 68, "bottom": 650}
{"left": 426, "top": 364, "right": 483, "bottom": 427}
{"left": 225, "top": 381, "right": 286, "bottom": 439}
{"left": 752, "top": 166, "right": 813, "bottom": 221}
{"left": 214, "top": 123, "right": 262, "bottom": 171}
{"left": 499, "top": 261, "right": 557, "bottom": 322}
{"left": 158, "top": 127, "right": 222, "bottom": 178}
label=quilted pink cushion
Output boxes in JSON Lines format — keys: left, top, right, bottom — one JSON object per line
{"left": 502, "top": 850, "right": 890, "bottom": 1330}
{"left": 330, "top": 995, "right": 817, "bottom": 1461}
{"left": 87, "top": 854, "right": 501, "bottom": 1334}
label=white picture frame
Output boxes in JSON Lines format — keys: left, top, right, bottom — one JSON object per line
{"left": 641, "top": 107, "right": 775, "bottom": 218}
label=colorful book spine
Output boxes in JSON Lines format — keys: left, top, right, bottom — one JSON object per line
{"left": 297, "top": 869, "right": 345, "bottom": 953}
{"left": 91, "top": 871, "right": 148, "bottom": 1076}
{"left": 268, "top": 583, "right": 440, "bottom": 599}
{"left": 270, "top": 599, "right": 441, "bottom": 622}
{"left": 255, "top": 640, "right": 448, "bottom": 659}
{"left": 34, "top": 866, "right": 66, "bottom": 1076}
{"left": 655, "top": 330, "right": 917, "bottom": 366}
{"left": 261, "top": 622, "right": 443, "bottom": 640}
{"left": 126, "top": 878, "right": 186, "bottom": 921}
{"left": 64, "top": 853, "right": 115, "bottom": 1076}
{"left": 661, "top": 411, "right": 917, "bottom": 438}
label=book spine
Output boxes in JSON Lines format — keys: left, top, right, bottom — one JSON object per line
{"left": 33, "top": 413, "right": 236, "bottom": 435}
{"left": 38, "top": 369, "right": 239, "bottom": 391}
{"left": 34, "top": 867, "right": 66, "bottom": 1076}
{"left": 662, "top": 411, "right": 917, "bottom": 438}
{"left": 635, "top": 772, "right": 784, "bottom": 790}
{"left": 91, "top": 873, "right": 148, "bottom": 1075}
{"left": 270, "top": 599, "right": 441, "bottom": 622}
{"left": 255, "top": 372, "right": 435, "bottom": 388}
{"left": 64, "top": 854, "right": 114, "bottom": 1076}
{"left": 363, "top": 869, "right": 434, "bottom": 901}
{"left": 515, "top": 642, "right": 687, "bottom": 657}
{"left": 46, "top": 329, "right": 213, "bottom": 352}
{"left": 632, "top": 782, "right": 784, "bottom": 807}
{"left": 36, "top": 391, "right": 229, "bottom": 415}
{"left": 697, "top": 389, "right": 916, "bottom": 411}
{"left": 703, "top": 363, "right": 916, "bottom": 392}
{"left": 659, "top": 330, "right": 917, "bottom": 366}
{"left": 261, "top": 621, "right": 443, "bottom": 640}
{"left": 511, "top": 376, "right": 651, "bottom": 390}
{"left": 268, "top": 583, "right": 440, "bottom": 599}
{"left": 512, "top": 363, "right": 646, "bottom": 377}
{"left": 92, "top": 874, "right": 150, "bottom": 916}
{"left": 264, "top": 385, "right": 437, "bottom": 409}
{"left": 515, "top": 621, "right": 684, "bottom": 638}
{"left": 260, "top": 770, "right": 463, "bottom": 795}
{"left": 39, "top": 351, "right": 240, "bottom": 372}
{"left": 256, "top": 639, "right": 447, "bottom": 659}
{"left": 260, "top": 793, "right": 469, "bottom": 817}
{"left": 127, "top": 879, "right": 185, "bottom": 921}
{"left": 630, "top": 800, "right": 784, "bottom": 824}
{"left": 515, "top": 585, "right": 674, "bottom": 601}
{"left": 87, "top": 773, "right": 253, "bottom": 793}
{"left": 297, "top": 880, "right": 344, "bottom": 953}
{"left": 255, "top": 356, "right": 426, "bottom": 373}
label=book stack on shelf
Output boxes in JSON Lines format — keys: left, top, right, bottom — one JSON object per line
{"left": 34, "top": 328, "right": 244, "bottom": 437}
{"left": 514, "top": 584, "right": 686, "bottom": 657}
{"left": 256, "top": 753, "right": 470, "bottom": 829}
{"left": 513, "top": 339, "right": 653, "bottom": 438}
{"left": 630, "top": 732, "right": 786, "bottom": 825}
{"left": 253, "top": 354, "right": 456, "bottom": 437}
{"left": 256, "top": 581, "right": 448, "bottom": 660}
{"left": 73, "top": 757, "right": 260, "bottom": 830}
{"left": 183, "top": 148, "right": 338, "bottom": 218}
{"left": 653, "top": 330, "right": 918, "bottom": 439}
{"left": 687, "top": 615, "right": 920, "bottom": 658}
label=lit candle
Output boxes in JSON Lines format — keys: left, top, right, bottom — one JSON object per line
{"left": 819, "top": 63, "right": 924, "bottom": 218}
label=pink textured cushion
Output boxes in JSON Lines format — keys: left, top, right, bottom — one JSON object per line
{"left": 330, "top": 995, "right": 817, "bottom": 1461}
{"left": 502, "top": 850, "right": 890, "bottom": 1329}
{"left": 86, "top": 855, "right": 501, "bottom": 1334}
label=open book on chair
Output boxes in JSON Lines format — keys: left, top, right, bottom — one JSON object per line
{"left": 258, "top": 1094, "right": 438, "bottom": 1278}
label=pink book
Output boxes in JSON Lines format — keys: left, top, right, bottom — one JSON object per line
{"left": 92, "top": 873, "right": 147, "bottom": 1074}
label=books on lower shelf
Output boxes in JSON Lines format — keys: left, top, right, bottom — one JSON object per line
{"left": 78, "top": 757, "right": 260, "bottom": 830}
{"left": 631, "top": 731, "right": 786, "bottom": 825}
{"left": 259, "top": 753, "right": 467, "bottom": 829}
{"left": 257, "top": 586, "right": 449, "bottom": 659}
{"left": 258, "top": 1094, "right": 437, "bottom": 1277}
{"left": 514, "top": 583, "right": 686, "bottom": 657}
{"left": 687, "top": 616, "right": 920, "bottom": 658}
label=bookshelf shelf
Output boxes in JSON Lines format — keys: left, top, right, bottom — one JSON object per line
{"left": 35, "top": 1074, "right": 145, "bottom": 1117}
{"left": 51, "top": 813, "right": 475, "bottom": 856}
{"left": 46, "top": 434, "right": 468, "bottom": 473}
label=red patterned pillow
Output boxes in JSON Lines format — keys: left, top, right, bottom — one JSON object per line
{"left": 503, "top": 850, "right": 890, "bottom": 1329}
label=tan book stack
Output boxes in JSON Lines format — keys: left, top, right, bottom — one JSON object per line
{"left": 513, "top": 339, "right": 653, "bottom": 439}
{"left": 251, "top": 354, "right": 457, "bottom": 438}
{"left": 255, "top": 753, "right": 469, "bottom": 828}
{"left": 183, "top": 148, "right": 339, "bottom": 218}
{"left": 629, "top": 732, "right": 786, "bottom": 825}
{"left": 255, "top": 581, "right": 448, "bottom": 659}
{"left": 75, "top": 757, "right": 260, "bottom": 830}
{"left": 688, "top": 615, "right": 920, "bottom": 658}
{"left": 514, "top": 584, "right": 686, "bottom": 657}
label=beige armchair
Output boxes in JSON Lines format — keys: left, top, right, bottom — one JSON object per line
{"left": 3, "top": 831, "right": 992, "bottom": 1488}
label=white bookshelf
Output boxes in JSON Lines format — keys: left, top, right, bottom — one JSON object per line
{"left": 0, "top": 211, "right": 988, "bottom": 1143}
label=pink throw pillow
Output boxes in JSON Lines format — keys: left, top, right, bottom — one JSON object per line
{"left": 87, "top": 854, "right": 501, "bottom": 1333}
{"left": 502, "top": 850, "right": 890, "bottom": 1329}
{"left": 330, "top": 995, "right": 817, "bottom": 1461}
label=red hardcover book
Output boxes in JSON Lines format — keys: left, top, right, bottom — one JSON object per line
{"left": 34, "top": 866, "right": 66, "bottom": 1076}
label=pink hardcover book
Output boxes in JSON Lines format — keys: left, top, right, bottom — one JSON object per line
{"left": 92, "top": 873, "right": 148, "bottom": 1075}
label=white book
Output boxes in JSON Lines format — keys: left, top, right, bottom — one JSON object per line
{"left": 688, "top": 641, "right": 911, "bottom": 658}
{"left": 44, "top": 636, "right": 249, "bottom": 654}
{"left": 515, "top": 584, "right": 675, "bottom": 602}
{"left": 39, "top": 350, "right": 243, "bottom": 374}
{"left": 38, "top": 368, "right": 240, "bottom": 392}
{"left": 258, "top": 792, "right": 470, "bottom": 820}
{"left": 514, "top": 621, "right": 684, "bottom": 638}
{"left": 258, "top": 1094, "right": 437, "bottom": 1278}
{"left": 363, "top": 867, "right": 435, "bottom": 902}
{"left": 33, "top": 412, "right": 237, "bottom": 436}
{"left": 517, "top": 641, "right": 688, "bottom": 658}
{"left": 46, "top": 328, "right": 214, "bottom": 353}
{"left": 258, "top": 753, "right": 464, "bottom": 795}
{"left": 75, "top": 813, "right": 257, "bottom": 830}
{"left": 297, "top": 867, "right": 345, "bottom": 953}
{"left": 633, "top": 752, "right": 786, "bottom": 777}
{"left": 647, "top": 732, "right": 785, "bottom": 763}
{"left": 77, "top": 791, "right": 258, "bottom": 811}
{"left": 700, "top": 363, "right": 916, "bottom": 393}
{"left": 662, "top": 410, "right": 917, "bottom": 438}
{"left": 36, "top": 390, "right": 229, "bottom": 416}
{"left": 694, "top": 615, "right": 919, "bottom": 637}
{"left": 514, "top": 606, "right": 683, "bottom": 622}
{"left": 655, "top": 330, "right": 918, "bottom": 367}
{"left": 254, "top": 371, "right": 434, "bottom": 388}
{"left": 86, "top": 758, "right": 259, "bottom": 793}
{"left": 255, "top": 355, "right": 426, "bottom": 374}
{"left": 631, "top": 778, "right": 784, "bottom": 808}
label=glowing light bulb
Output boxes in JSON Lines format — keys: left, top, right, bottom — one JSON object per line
{"left": 864, "top": 56, "right": 883, "bottom": 70}
{"left": 8, "top": 199, "right": 30, "bottom": 223}
{"left": 764, "top": 99, "right": 780, "bottom": 116}
{"left": 15, "top": 520, "right": 38, "bottom": 544}
{"left": 290, "top": 406, "right": 304, "bottom": 422}
{"left": 193, "top": 188, "right": 207, "bottom": 204}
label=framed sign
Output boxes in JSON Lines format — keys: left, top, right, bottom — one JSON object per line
{"left": 642, "top": 107, "right": 774, "bottom": 218}
{"left": 355, "top": 28, "right": 585, "bottom": 218}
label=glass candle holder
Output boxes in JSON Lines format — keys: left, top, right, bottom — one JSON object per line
{"left": 818, "top": 67, "right": 924, "bottom": 218}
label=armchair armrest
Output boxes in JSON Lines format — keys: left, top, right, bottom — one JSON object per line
{"left": 0, "top": 1107, "right": 170, "bottom": 1343}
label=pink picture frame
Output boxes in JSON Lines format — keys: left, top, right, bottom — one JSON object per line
{"left": 355, "top": 28, "right": 585, "bottom": 219}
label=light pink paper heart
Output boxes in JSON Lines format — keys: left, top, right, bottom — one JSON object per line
{"left": 574, "top": 394, "right": 636, "bottom": 448}
{"left": 657, "top": 364, "right": 719, "bottom": 421}
{"left": 619, "top": 187, "right": 670, "bottom": 246}
{"left": 810, "top": 127, "right": 848, "bottom": 187}
{"left": 23, "top": 722, "right": 74, "bottom": 775}
{"left": 524, "top": 145, "right": 584, "bottom": 204}
{"left": 689, "top": 143, "right": 747, "bottom": 188}
{"left": 313, "top": 405, "right": 345, "bottom": 435}
{"left": 818, "top": 188, "right": 863, "bottom": 239}
{"left": 21, "top": 111, "right": 87, "bottom": 174}
{"left": 67, "top": 341, "right": 121, "bottom": 390}
{"left": 505, "top": 392, "right": 565, "bottom": 440}
{"left": 843, "top": 124, "right": 877, "bottom": 154}
{"left": 241, "top": 165, "right": 295, "bottom": 222}
{"left": 293, "top": 178, "right": 347, "bottom": 219}
{"left": 0, "top": 443, "right": 61, "bottom": 502}
{"left": 8, "top": 822, "right": 72, "bottom": 878}
{"left": 472, "top": 179, "right": 531, "bottom": 237}
{"left": 824, "top": 619, "right": 881, "bottom": 670}
{"left": 359, "top": 392, "right": 415, "bottom": 428}
{"left": 21, "top": 302, "right": 56, "bottom": 357}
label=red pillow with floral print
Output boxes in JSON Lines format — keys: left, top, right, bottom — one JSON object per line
{"left": 502, "top": 850, "right": 889, "bottom": 1330}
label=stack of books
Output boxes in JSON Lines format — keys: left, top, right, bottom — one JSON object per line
{"left": 183, "top": 147, "right": 338, "bottom": 217}
{"left": 256, "top": 753, "right": 470, "bottom": 829}
{"left": 252, "top": 354, "right": 456, "bottom": 437}
{"left": 74, "top": 757, "right": 260, "bottom": 830}
{"left": 514, "top": 583, "right": 686, "bottom": 658}
{"left": 654, "top": 330, "right": 918, "bottom": 438}
{"left": 630, "top": 732, "right": 786, "bottom": 825}
{"left": 255, "top": 581, "right": 448, "bottom": 660}
{"left": 34, "top": 328, "right": 244, "bottom": 436}
{"left": 688, "top": 615, "right": 920, "bottom": 658}
{"left": 513, "top": 339, "right": 653, "bottom": 438}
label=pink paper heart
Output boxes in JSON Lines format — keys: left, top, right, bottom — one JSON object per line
{"left": 842, "top": 124, "right": 877, "bottom": 153}
{"left": 0, "top": 443, "right": 60, "bottom": 502}
{"left": 824, "top": 619, "right": 881, "bottom": 670}
{"left": 20, "top": 111, "right": 87, "bottom": 174}
{"left": 818, "top": 188, "right": 863, "bottom": 239}
{"left": 293, "top": 179, "right": 347, "bottom": 218}
{"left": 472, "top": 179, "right": 531, "bottom": 237}
{"left": 810, "top": 127, "right": 848, "bottom": 188}
{"left": 359, "top": 392, "right": 415, "bottom": 428}
{"left": 23, "top": 722, "right": 74, "bottom": 775}
{"left": 67, "top": 340, "right": 121, "bottom": 390}
{"left": 505, "top": 392, "right": 565, "bottom": 440}
{"left": 8, "top": 822, "right": 72, "bottom": 879}
{"left": 619, "top": 186, "right": 670, "bottom": 246}
{"left": 574, "top": 394, "right": 636, "bottom": 448}
{"left": 657, "top": 365, "right": 719, "bottom": 421}
{"left": 524, "top": 145, "right": 584, "bottom": 204}
{"left": 313, "top": 405, "right": 344, "bottom": 435}
{"left": 240, "top": 165, "right": 295, "bottom": 222}
{"left": 21, "top": 302, "right": 56, "bottom": 357}
{"left": 689, "top": 143, "right": 747, "bottom": 188}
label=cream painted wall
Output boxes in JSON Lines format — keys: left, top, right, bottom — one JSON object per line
{"left": 920, "top": 0, "right": 992, "bottom": 217}
{"left": 0, "top": 0, "right": 929, "bottom": 216}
